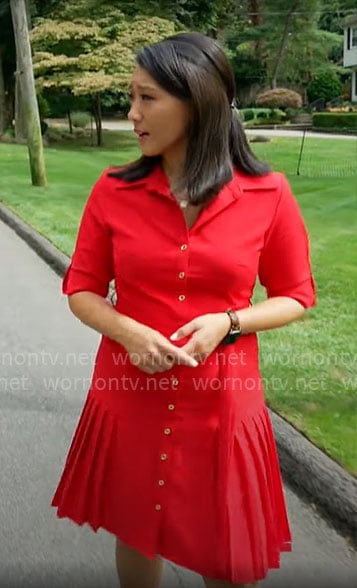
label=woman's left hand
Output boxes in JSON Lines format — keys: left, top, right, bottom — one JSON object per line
{"left": 170, "top": 313, "right": 231, "bottom": 363}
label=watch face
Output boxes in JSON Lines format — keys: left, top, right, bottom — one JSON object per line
{"left": 223, "top": 331, "right": 241, "bottom": 345}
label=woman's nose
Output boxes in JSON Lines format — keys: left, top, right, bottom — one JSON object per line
{"left": 128, "top": 104, "right": 142, "bottom": 122}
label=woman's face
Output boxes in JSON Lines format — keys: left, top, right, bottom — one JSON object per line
{"left": 128, "top": 66, "right": 191, "bottom": 165}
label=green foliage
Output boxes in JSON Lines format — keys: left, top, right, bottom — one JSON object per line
{"left": 228, "top": 43, "right": 266, "bottom": 90}
{"left": 43, "top": 90, "right": 90, "bottom": 117}
{"left": 312, "top": 112, "right": 357, "bottom": 130}
{"left": 307, "top": 71, "right": 343, "bottom": 103}
{"left": 36, "top": 93, "right": 51, "bottom": 119}
{"left": 240, "top": 107, "right": 286, "bottom": 122}
{"left": 31, "top": 15, "right": 177, "bottom": 96}
{"left": 71, "top": 111, "right": 91, "bottom": 128}
{"left": 240, "top": 108, "right": 255, "bottom": 121}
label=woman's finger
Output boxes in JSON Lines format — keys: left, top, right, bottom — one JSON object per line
{"left": 170, "top": 319, "right": 198, "bottom": 342}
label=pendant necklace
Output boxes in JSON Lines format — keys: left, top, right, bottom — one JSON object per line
{"left": 179, "top": 199, "right": 189, "bottom": 209}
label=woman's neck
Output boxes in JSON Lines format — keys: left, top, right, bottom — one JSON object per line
{"left": 161, "top": 156, "right": 185, "bottom": 191}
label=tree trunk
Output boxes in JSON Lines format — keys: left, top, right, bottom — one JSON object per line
{"left": 25, "top": 0, "right": 31, "bottom": 29}
{"left": 92, "top": 93, "right": 102, "bottom": 147}
{"left": 270, "top": 2, "right": 300, "bottom": 89}
{"left": 249, "top": 0, "right": 264, "bottom": 62}
{"left": 14, "top": 58, "right": 27, "bottom": 141}
{"left": 67, "top": 110, "right": 73, "bottom": 133}
{"left": 0, "top": 48, "right": 6, "bottom": 135}
{"left": 10, "top": 0, "right": 46, "bottom": 186}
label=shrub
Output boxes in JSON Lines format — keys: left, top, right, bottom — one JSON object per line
{"left": 240, "top": 108, "right": 255, "bottom": 121}
{"left": 256, "top": 110, "right": 269, "bottom": 119}
{"left": 307, "top": 72, "right": 343, "bottom": 104}
{"left": 71, "top": 111, "right": 91, "bottom": 128}
{"left": 312, "top": 112, "right": 357, "bottom": 130}
{"left": 256, "top": 88, "right": 302, "bottom": 109}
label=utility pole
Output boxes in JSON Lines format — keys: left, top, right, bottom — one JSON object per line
{"left": 10, "top": 0, "right": 46, "bottom": 186}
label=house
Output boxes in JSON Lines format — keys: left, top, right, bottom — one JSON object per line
{"left": 343, "top": 14, "right": 357, "bottom": 101}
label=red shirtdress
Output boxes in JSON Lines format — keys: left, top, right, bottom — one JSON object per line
{"left": 52, "top": 164, "right": 316, "bottom": 583}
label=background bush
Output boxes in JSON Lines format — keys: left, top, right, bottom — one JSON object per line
{"left": 256, "top": 88, "right": 302, "bottom": 109}
{"left": 312, "top": 112, "right": 357, "bottom": 130}
{"left": 71, "top": 111, "right": 91, "bottom": 128}
{"left": 307, "top": 71, "right": 343, "bottom": 103}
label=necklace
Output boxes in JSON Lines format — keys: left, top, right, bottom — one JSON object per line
{"left": 170, "top": 189, "right": 189, "bottom": 209}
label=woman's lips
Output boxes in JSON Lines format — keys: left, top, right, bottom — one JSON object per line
{"left": 134, "top": 130, "right": 150, "bottom": 143}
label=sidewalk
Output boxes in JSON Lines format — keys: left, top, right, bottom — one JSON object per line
{"left": 0, "top": 205, "right": 356, "bottom": 587}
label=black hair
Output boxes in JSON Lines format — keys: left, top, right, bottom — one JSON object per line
{"left": 109, "top": 32, "right": 270, "bottom": 204}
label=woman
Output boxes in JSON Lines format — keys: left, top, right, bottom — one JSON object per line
{"left": 52, "top": 32, "right": 316, "bottom": 588}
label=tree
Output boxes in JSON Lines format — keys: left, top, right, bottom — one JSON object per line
{"left": 10, "top": 0, "right": 46, "bottom": 185}
{"left": 224, "top": 0, "right": 348, "bottom": 101}
{"left": 31, "top": 8, "right": 177, "bottom": 146}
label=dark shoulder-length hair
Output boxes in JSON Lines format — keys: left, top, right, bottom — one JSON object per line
{"left": 109, "top": 32, "right": 269, "bottom": 205}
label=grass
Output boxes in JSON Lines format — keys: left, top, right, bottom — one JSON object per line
{"left": 1, "top": 131, "right": 356, "bottom": 474}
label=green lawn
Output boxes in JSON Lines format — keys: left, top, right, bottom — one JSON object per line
{"left": 1, "top": 133, "right": 356, "bottom": 474}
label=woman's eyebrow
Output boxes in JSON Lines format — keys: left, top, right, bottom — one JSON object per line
{"left": 129, "top": 83, "right": 158, "bottom": 91}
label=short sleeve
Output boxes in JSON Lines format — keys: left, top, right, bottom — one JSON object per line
{"left": 62, "top": 172, "right": 114, "bottom": 297}
{"left": 258, "top": 174, "right": 316, "bottom": 308}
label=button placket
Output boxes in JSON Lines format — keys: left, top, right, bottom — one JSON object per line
{"left": 156, "top": 379, "right": 180, "bottom": 510}
{"left": 178, "top": 242, "right": 188, "bottom": 302}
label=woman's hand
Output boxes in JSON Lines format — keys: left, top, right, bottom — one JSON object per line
{"left": 121, "top": 323, "right": 199, "bottom": 374}
{"left": 170, "top": 313, "right": 231, "bottom": 363}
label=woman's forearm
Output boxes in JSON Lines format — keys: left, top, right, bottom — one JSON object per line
{"left": 68, "top": 291, "right": 139, "bottom": 344}
{"left": 237, "top": 296, "right": 305, "bottom": 334}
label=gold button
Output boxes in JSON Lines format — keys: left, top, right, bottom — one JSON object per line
{"left": 172, "top": 379, "right": 179, "bottom": 387}
{"left": 168, "top": 404, "right": 175, "bottom": 410}
{"left": 160, "top": 453, "right": 168, "bottom": 461}
{"left": 155, "top": 504, "right": 161, "bottom": 511}
{"left": 178, "top": 294, "right": 185, "bottom": 301}
{"left": 178, "top": 272, "right": 185, "bottom": 279}
{"left": 158, "top": 480, "right": 165, "bottom": 486}
{"left": 164, "top": 428, "right": 171, "bottom": 435}
{"left": 180, "top": 244, "right": 187, "bottom": 251}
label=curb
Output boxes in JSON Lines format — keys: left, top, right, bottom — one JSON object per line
{"left": 1, "top": 201, "right": 356, "bottom": 546}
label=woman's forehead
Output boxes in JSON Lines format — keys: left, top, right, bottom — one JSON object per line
{"left": 129, "top": 66, "right": 160, "bottom": 91}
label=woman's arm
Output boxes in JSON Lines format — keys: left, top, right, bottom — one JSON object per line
{"left": 68, "top": 291, "right": 140, "bottom": 344}
{"left": 171, "top": 297, "right": 305, "bottom": 360}
{"left": 68, "top": 292, "right": 198, "bottom": 371}
{"left": 235, "top": 296, "right": 305, "bottom": 334}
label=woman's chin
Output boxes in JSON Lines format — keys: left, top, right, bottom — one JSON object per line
{"left": 140, "top": 145, "right": 160, "bottom": 157}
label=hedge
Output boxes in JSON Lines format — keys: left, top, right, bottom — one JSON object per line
{"left": 312, "top": 113, "right": 357, "bottom": 130}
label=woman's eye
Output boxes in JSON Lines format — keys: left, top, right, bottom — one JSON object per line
{"left": 141, "top": 94, "right": 153, "bottom": 101}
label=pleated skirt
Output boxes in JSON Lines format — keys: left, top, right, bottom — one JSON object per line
{"left": 52, "top": 370, "right": 291, "bottom": 584}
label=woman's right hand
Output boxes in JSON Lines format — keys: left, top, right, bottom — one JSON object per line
{"left": 120, "top": 323, "right": 199, "bottom": 374}
{"left": 67, "top": 292, "right": 197, "bottom": 374}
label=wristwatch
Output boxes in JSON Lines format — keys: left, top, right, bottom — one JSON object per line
{"left": 223, "top": 309, "right": 242, "bottom": 345}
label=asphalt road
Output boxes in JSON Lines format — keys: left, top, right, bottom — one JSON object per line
{"left": 0, "top": 218, "right": 356, "bottom": 588}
